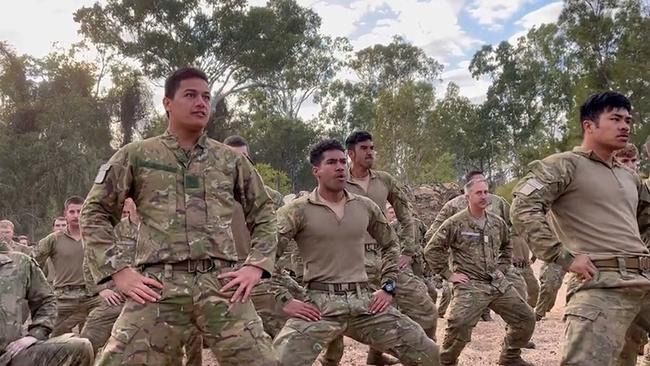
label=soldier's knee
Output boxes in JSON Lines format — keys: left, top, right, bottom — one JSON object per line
{"left": 63, "top": 337, "right": 94, "bottom": 365}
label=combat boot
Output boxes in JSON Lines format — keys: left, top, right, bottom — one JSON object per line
{"left": 498, "top": 347, "right": 533, "bottom": 366}
{"left": 366, "top": 351, "right": 400, "bottom": 365}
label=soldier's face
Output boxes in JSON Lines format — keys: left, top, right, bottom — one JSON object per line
{"left": 18, "top": 237, "right": 28, "bottom": 246}
{"left": 349, "top": 140, "right": 375, "bottom": 169}
{"left": 314, "top": 150, "right": 347, "bottom": 192}
{"left": 616, "top": 156, "right": 639, "bottom": 172}
{"left": 53, "top": 220, "right": 67, "bottom": 232}
{"left": 386, "top": 205, "right": 396, "bottom": 222}
{"left": 164, "top": 78, "right": 211, "bottom": 133}
{"left": 0, "top": 226, "right": 13, "bottom": 241}
{"left": 65, "top": 204, "right": 82, "bottom": 228}
{"left": 467, "top": 181, "right": 490, "bottom": 210}
{"left": 584, "top": 107, "right": 632, "bottom": 151}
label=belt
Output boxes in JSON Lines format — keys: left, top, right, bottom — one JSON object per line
{"left": 365, "top": 243, "right": 380, "bottom": 251}
{"left": 144, "top": 258, "right": 236, "bottom": 273}
{"left": 57, "top": 285, "right": 87, "bottom": 291}
{"left": 307, "top": 281, "right": 369, "bottom": 293}
{"left": 592, "top": 257, "right": 650, "bottom": 271}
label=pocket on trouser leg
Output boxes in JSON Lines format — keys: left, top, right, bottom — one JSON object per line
{"left": 210, "top": 316, "right": 278, "bottom": 366}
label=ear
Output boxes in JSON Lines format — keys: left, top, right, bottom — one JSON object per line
{"left": 163, "top": 96, "right": 172, "bottom": 113}
{"left": 347, "top": 149, "right": 354, "bottom": 159}
{"left": 582, "top": 119, "right": 595, "bottom": 134}
{"left": 311, "top": 165, "right": 319, "bottom": 178}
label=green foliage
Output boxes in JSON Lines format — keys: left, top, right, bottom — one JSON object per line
{"left": 256, "top": 163, "right": 291, "bottom": 194}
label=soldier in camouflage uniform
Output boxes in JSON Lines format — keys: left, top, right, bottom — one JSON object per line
{"left": 35, "top": 197, "right": 104, "bottom": 345}
{"left": 511, "top": 233, "right": 539, "bottom": 307}
{"left": 0, "top": 241, "right": 93, "bottom": 366}
{"left": 424, "top": 171, "right": 528, "bottom": 321}
{"left": 511, "top": 92, "right": 650, "bottom": 366}
{"left": 0, "top": 220, "right": 33, "bottom": 257}
{"left": 81, "top": 67, "right": 278, "bottom": 366}
{"left": 425, "top": 178, "right": 535, "bottom": 366}
{"left": 272, "top": 139, "right": 439, "bottom": 366}
{"left": 318, "top": 131, "right": 436, "bottom": 366}
{"left": 534, "top": 261, "right": 566, "bottom": 320}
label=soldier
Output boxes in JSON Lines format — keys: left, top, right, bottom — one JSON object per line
{"left": 511, "top": 91, "right": 650, "bottom": 366}
{"left": 17, "top": 236, "right": 29, "bottom": 247}
{"left": 34, "top": 196, "right": 103, "bottom": 348}
{"left": 81, "top": 67, "right": 278, "bottom": 366}
{"left": 52, "top": 217, "right": 67, "bottom": 233}
{"left": 0, "top": 239, "right": 93, "bottom": 366}
{"left": 424, "top": 171, "right": 528, "bottom": 322}
{"left": 0, "top": 220, "right": 33, "bottom": 256}
{"left": 614, "top": 143, "right": 640, "bottom": 172}
{"left": 424, "top": 178, "right": 535, "bottom": 366}
{"left": 511, "top": 234, "right": 539, "bottom": 307}
{"left": 272, "top": 139, "right": 439, "bottom": 366}
{"left": 317, "top": 130, "right": 437, "bottom": 366}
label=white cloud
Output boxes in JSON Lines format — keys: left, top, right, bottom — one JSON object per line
{"left": 467, "top": 0, "right": 529, "bottom": 29}
{"left": 439, "top": 67, "right": 491, "bottom": 103}
{"left": 515, "top": 1, "right": 563, "bottom": 29}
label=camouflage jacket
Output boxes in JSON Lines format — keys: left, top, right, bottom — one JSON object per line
{"left": 346, "top": 169, "right": 417, "bottom": 257}
{"left": 265, "top": 186, "right": 284, "bottom": 210}
{"left": 81, "top": 131, "right": 277, "bottom": 284}
{"left": 83, "top": 218, "right": 138, "bottom": 295}
{"left": 425, "top": 193, "right": 510, "bottom": 243}
{"left": 0, "top": 239, "right": 34, "bottom": 257}
{"left": 424, "top": 209, "right": 512, "bottom": 287}
{"left": 0, "top": 242, "right": 56, "bottom": 349}
{"left": 511, "top": 147, "right": 650, "bottom": 269}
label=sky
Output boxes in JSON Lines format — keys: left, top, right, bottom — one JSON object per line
{"left": 0, "top": 0, "right": 564, "bottom": 118}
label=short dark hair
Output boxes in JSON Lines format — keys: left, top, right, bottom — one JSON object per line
{"left": 345, "top": 130, "right": 373, "bottom": 150}
{"left": 164, "top": 67, "right": 209, "bottom": 99}
{"left": 223, "top": 135, "right": 249, "bottom": 147}
{"left": 309, "top": 139, "right": 345, "bottom": 166}
{"left": 464, "top": 170, "right": 484, "bottom": 184}
{"left": 64, "top": 196, "right": 85, "bottom": 212}
{"left": 580, "top": 92, "right": 631, "bottom": 134}
{"left": 52, "top": 216, "right": 65, "bottom": 227}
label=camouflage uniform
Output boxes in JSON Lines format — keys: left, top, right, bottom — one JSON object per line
{"left": 0, "top": 242, "right": 93, "bottom": 366}
{"left": 534, "top": 261, "right": 566, "bottom": 319}
{"left": 81, "top": 132, "right": 279, "bottom": 366}
{"left": 511, "top": 234, "right": 539, "bottom": 308}
{"left": 424, "top": 209, "right": 535, "bottom": 365}
{"left": 34, "top": 230, "right": 102, "bottom": 339}
{"left": 273, "top": 190, "right": 439, "bottom": 366}
{"left": 323, "top": 169, "right": 436, "bottom": 365}
{"left": 511, "top": 147, "right": 650, "bottom": 366}
{"left": 424, "top": 193, "right": 527, "bottom": 318}
{"left": 1, "top": 239, "right": 34, "bottom": 257}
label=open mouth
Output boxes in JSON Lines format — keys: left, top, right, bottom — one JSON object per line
{"left": 192, "top": 111, "right": 207, "bottom": 118}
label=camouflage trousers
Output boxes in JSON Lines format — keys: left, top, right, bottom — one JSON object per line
{"left": 439, "top": 282, "right": 451, "bottom": 318}
{"left": 273, "top": 289, "right": 440, "bottom": 366}
{"left": 51, "top": 290, "right": 102, "bottom": 337}
{"left": 561, "top": 271, "right": 650, "bottom": 366}
{"left": 513, "top": 264, "right": 540, "bottom": 308}
{"left": 79, "top": 298, "right": 123, "bottom": 353}
{"left": 250, "top": 279, "right": 289, "bottom": 339}
{"left": 535, "top": 261, "right": 566, "bottom": 319}
{"left": 321, "top": 250, "right": 438, "bottom": 364}
{"left": 442, "top": 280, "right": 535, "bottom": 365}
{"left": 95, "top": 264, "right": 278, "bottom": 366}
{"left": 0, "top": 333, "right": 94, "bottom": 366}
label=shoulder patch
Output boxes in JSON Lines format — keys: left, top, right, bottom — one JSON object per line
{"left": 517, "top": 178, "right": 544, "bottom": 196}
{"left": 94, "top": 164, "right": 111, "bottom": 184}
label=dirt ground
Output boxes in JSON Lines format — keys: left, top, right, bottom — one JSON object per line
{"left": 200, "top": 263, "right": 585, "bottom": 365}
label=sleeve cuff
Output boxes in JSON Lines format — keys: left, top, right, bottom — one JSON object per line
{"left": 555, "top": 249, "right": 575, "bottom": 270}
{"left": 28, "top": 325, "right": 50, "bottom": 341}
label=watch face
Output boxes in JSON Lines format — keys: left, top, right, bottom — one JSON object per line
{"left": 385, "top": 283, "right": 394, "bottom": 292}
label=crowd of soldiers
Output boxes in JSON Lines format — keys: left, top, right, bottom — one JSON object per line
{"left": 1, "top": 66, "right": 649, "bottom": 366}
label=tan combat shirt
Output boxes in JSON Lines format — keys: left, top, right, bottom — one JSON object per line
{"left": 512, "top": 147, "right": 650, "bottom": 268}
{"left": 275, "top": 189, "right": 399, "bottom": 284}
{"left": 35, "top": 230, "right": 86, "bottom": 290}
{"left": 346, "top": 169, "right": 417, "bottom": 256}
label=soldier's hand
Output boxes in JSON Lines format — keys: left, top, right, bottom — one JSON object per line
{"left": 398, "top": 255, "right": 413, "bottom": 269}
{"left": 282, "top": 299, "right": 321, "bottom": 321}
{"left": 370, "top": 289, "right": 394, "bottom": 314}
{"left": 112, "top": 267, "right": 163, "bottom": 304}
{"left": 567, "top": 254, "right": 598, "bottom": 282}
{"left": 218, "top": 265, "right": 263, "bottom": 303}
{"left": 5, "top": 336, "right": 38, "bottom": 359}
{"left": 449, "top": 273, "right": 469, "bottom": 284}
{"left": 99, "top": 289, "right": 125, "bottom": 306}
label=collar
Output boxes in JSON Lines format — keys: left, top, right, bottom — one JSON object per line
{"left": 307, "top": 188, "right": 356, "bottom": 206}
{"left": 346, "top": 167, "right": 377, "bottom": 184}
{"left": 63, "top": 228, "right": 81, "bottom": 242}
{"left": 161, "top": 130, "right": 208, "bottom": 150}
{"left": 572, "top": 146, "right": 619, "bottom": 168}
{"left": 461, "top": 208, "right": 491, "bottom": 231}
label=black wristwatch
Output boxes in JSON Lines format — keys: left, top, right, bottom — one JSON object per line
{"left": 381, "top": 280, "right": 396, "bottom": 296}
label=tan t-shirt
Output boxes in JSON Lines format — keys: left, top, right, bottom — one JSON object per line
{"left": 277, "top": 189, "right": 400, "bottom": 284}
{"left": 35, "top": 230, "right": 86, "bottom": 289}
